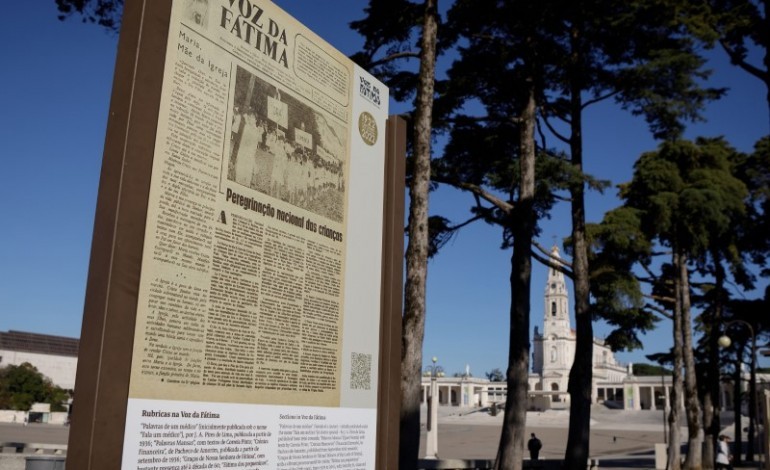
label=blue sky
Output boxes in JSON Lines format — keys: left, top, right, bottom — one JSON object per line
{"left": 0, "top": 2, "right": 767, "bottom": 377}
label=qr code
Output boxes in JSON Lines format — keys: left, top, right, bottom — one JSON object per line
{"left": 350, "top": 352, "right": 372, "bottom": 390}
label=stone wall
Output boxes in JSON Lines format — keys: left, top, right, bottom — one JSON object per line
{"left": 0, "top": 455, "right": 24, "bottom": 470}
{"left": 0, "top": 350, "right": 77, "bottom": 390}
{"left": 0, "top": 455, "right": 66, "bottom": 470}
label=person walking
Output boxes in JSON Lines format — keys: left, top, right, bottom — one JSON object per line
{"left": 528, "top": 432, "right": 542, "bottom": 461}
{"left": 716, "top": 434, "right": 732, "bottom": 469}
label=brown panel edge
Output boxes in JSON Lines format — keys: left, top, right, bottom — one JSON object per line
{"left": 376, "top": 116, "right": 406, "bottom": 470}
{"left": 67, "top": 1, "right": 173, "bottom": 469}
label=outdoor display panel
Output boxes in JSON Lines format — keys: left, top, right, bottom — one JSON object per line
{"left": 67, "top": 1, "right": 402, "bottom": 469}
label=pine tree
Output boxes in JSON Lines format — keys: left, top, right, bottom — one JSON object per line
{"left": 534, "top": 0, "right": 721, "bottom": 464}
{"left": 689, "top": 0, "right": 770, "bottom": 123}
{"left": 622, "top": 138, "right": 749, "bottom": 469}
{"left": 436, "top": 0, "right": 569, "bottom": 465}
{"left": 351, "top": 2, "right": 443, "bottom": 468}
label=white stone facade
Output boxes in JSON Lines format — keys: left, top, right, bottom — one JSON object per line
{"left": 423, "top": 247, "right": 629, "bottom": 408}
{"left": 420, "top": 247, "right": 770, "bottom": 412}
{"left": 0, "top": 330, "right": 79, "bottom": 390}
{"left": 0, "top": 349, "right": 78, "bottom": 390}
{"left": 529, "top": 247, "right": 628, "bottom": 405}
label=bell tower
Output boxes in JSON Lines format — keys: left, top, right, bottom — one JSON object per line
{"left": 531, "top": 246, "right": 574, "bottom": 380}
{"left": 543, "top": 246, "right": 570, "bottom": 338}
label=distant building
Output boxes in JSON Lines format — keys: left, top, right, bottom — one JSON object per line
{"left": 420, "top": 248, "right": 769, "bottom": 411}
{"left": 421, "top": 248, "right": 630, "bottom": 409}
{"left": 530, "top": 247, "right": 628, "bottom": 404}
{"left": 0, "top": 330, "right": 79, "bottom": 390}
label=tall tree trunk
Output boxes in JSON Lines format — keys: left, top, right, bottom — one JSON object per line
{"left": 680, "top": 253, "right": 704, "bottom": 470}
{"left": 399, "top": 2, "right": 438, "bottom": 468}
{"left": 668, "top": 252, "right": 684, "bottom": 470}
{"left": 564, "top": 17, "right": 594, "bottom": 468}
{"left": 494, "top": 81, "right": 537, "bottom": 470}
{"left": 702, "top": 251, "right": 726, "bottom": 469}
{"left": 702, "top": 393, "right": 715, "bottom": 470}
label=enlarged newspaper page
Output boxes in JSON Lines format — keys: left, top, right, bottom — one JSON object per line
{"left": 122, "top": 1, "right": 388, "bottom": 469}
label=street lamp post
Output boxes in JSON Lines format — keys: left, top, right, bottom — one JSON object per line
{"left": 425, "top": 356, "right": 443, "bottom": 459}
{"left": 719, "top": 320, "right": 758, "bottom": 463}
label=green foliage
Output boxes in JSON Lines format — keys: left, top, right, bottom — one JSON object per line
{"left": 622, "top": 138, "right": 748, "bottom": 257}
{"left": 428, "top": 0, "right": 581, "bottom": 244}
{"left": 0, "top": 363, "right": 70, "bottom": 411}
{"left": 733, "top": 137, "right": 770, "bottom": 272}
{"left": 527, "top": 0, "right": 724, "bottom": 141}
{"left": 432, "top": 118, "right": 571, "bottom": 247}
{"left": 350, "top": 1, "right": 451, "bottom": 109}
{"left": 613, "top": 45, "right": 725, "bottom": 140}
{"left": 588, "top": 206, "right": 659, "bottom": 351}
{"left": 433, "top": 0, "right": 722, "bottom": 255}
{"left": 592, "top": 136, "right": 763, "bottom": 355}
{"left": 686, "top": 0, "right": 769, "bottom": 103}
{"left": 617, "top": 137, "right": 755, "bottom": 356}
{"left": 646, "top": 351, "right": 674, "bottom": 367}
{"left": 708, "top": 296, "right": 770, "bottom": 379}
{"left": 56, "top": 0, "right": 123, "bottom": 33}
{"left": 633, "top": 363, "right": 672, "bottom": 376}
{"left": 350, "top": 0, "right": 422, "bottom": 55}
{"left": 724, "top": 298, "right": 770, "bottom": 342}
{"left": 485, "top": 368, "right": 505, "bottom": 382}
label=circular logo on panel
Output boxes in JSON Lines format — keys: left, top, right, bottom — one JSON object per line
{"left": 358, "top": 112, "right": 378, "bottom": 146}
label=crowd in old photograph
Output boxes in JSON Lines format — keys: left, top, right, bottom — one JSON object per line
{"left": 229, "top": 106, "right": 345, "bottom": 221}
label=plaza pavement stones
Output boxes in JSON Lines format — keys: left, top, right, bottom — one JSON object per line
{"left": 0, "top": 408, "right": 751, "bottom": 470}
{"left": 417, "top": 405, "right": 743, "bottom": 469}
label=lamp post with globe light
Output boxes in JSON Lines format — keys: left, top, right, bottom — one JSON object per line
{"left": 719, "top": 320, "right": 758, "bottom": 463}
{"left": 425, "top": 356, "right": 443, "bottom": 459}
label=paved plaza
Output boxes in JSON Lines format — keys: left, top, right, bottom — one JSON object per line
{"left": 418, "top": 405, "right": 751, "bottom": 469}
{"left": 0, "top": 406, "right": 753, "bottom": 469}
{"left": 0, "top": 422, "right": 68, "bottom": 446}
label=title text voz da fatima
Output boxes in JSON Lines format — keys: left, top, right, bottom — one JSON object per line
{"left": 220, "top": 0, "right": 289, "bottom": 68}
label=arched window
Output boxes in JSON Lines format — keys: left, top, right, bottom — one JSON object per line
{"left": 551, "top": 301, "right": 557, "bottom": 316}
{"left": 551, "top": 383, "right": 560, "bottom": 402}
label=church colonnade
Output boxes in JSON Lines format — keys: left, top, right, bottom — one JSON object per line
{"left": 419, "top": 376, "right": 745, "bottom": 412}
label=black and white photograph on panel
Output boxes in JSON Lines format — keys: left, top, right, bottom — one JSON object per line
{"left": 182, "top": 0, "right": 209, "bottom": 28}
{"left": 227, "top": 65, "right": 347, "bottom": 223}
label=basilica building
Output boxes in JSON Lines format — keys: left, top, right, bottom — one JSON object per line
{"left": 420, "top": 247, "right": 664, "bottom": 411}
{"left": 529, "top": 247, "right": 628, "bottom": 405}
{"left": 421, "top": 248, "right": 766, "bottom": 412}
